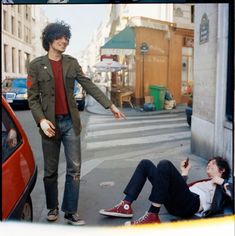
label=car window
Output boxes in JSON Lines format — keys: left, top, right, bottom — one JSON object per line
{"left": 2, "top": 78, "right": 27, "bottom": 89}
{"left": 12, "top": 79, "right": 27, "bottom": 88}
{"left": 2, "top": 107, "right": 22, "bottom": 163}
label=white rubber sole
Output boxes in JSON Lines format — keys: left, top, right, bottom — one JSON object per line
{"left": 99, "top": 209, "right": 133, "bottom": 218}
{"left": 47, "top": 215, "right": 58, "bottom": 222}
{"left": 65, "top": 219, "right": 86, "bottom": 226}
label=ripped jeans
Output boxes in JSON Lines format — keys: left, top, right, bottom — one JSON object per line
{"left": 42, "top": 114, "right": 81, "bottom": 214}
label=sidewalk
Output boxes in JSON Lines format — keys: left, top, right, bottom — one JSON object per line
{"left": 37, "top": 92, "right": 208, "bottom": 226}
{"left": 76, "top": 94, "right": 208, "bottom": 225}
{"left": 85, "top": 94, "right": 186, "bottom": 117}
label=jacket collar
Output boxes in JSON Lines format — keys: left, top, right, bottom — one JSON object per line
{"left": 41, "top": 54, "right": 70, "bottom": 81}
{"left": 41, "top": 55, "right": 54, "bottom": 78}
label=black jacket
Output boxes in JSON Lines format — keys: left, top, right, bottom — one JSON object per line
{"left": 203, "top": 182, "right": 233, "bottom": 217}
{"left": 186, "top": 177, "right": 233, "bottom": 217}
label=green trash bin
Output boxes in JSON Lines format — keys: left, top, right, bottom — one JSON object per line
{"left": 149, "top": 85, "right": 166, "bottom": 110}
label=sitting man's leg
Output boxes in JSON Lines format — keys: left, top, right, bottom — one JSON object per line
{"left": 125, "top": 160, "right": 199, "bottom": 225}
{"left": 99, "top": 159, "right": 160, "bottom": 219}
{"left": 99, "top": 159, "right": 200, "bottom": 225}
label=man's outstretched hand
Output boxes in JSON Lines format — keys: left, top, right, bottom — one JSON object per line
{"left": 110, "top": 104, "right": 127, "bottom": 120}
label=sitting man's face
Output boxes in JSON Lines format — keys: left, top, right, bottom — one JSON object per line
{"left": 206, "top": 159, "right": 224, "bottom": 178}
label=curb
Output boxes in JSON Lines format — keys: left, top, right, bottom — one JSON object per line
{"left": 85, "top": 105, "right": 186, "bottom": 117}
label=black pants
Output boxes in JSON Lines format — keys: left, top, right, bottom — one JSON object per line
{"left": 124, "top": 159, "right": 200, "bottom": 218}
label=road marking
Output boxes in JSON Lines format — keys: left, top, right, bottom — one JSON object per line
{"left": 86, "top": 123, "right": 189, "bottom": 138}
{"left": 88, "top": 117, "right": 186, "bottom": 129}
{"left": 86, "top": 131, "right": 191, "bottom": 150}
{"left": 88, "top": 114, "right": 180, "bottom": 123}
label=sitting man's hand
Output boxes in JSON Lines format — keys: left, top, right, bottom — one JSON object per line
{"left": 180, "top": 159, "right": 191, "bottom": 176}
{"left": 110, "top": 104, "right": 126, "bottom": 120}
{"left": 40, "top": 119, "right": 56, "bottom": 138}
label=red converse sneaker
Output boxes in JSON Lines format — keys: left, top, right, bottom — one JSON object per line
{"left": 125, "top": 212, "right": 160, "bottom": 225}
{"left": 99, "top": 201, "right": 133, "bottom": 218}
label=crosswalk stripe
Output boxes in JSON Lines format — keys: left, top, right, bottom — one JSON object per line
{"left": 88, "top": 117, "right": 186, "bottom": 129}
{"left": 86, "top": 131, "right": 191, "bottom": 150}
{"left": 88, "top": 114, "right": 180, "bottom": 123}
{"left": 86, "top": 123, "right": 188, "bottom": 138}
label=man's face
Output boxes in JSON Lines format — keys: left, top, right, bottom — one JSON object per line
{"left": 206, "top": 159, "right": 224, "bottom": 178}
{"left": 50, "top": 36, "right": 69, "bottom": 53}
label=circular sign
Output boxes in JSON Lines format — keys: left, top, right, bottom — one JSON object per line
{"left": 140, "top": 42, "right": 149, "bottom": 54}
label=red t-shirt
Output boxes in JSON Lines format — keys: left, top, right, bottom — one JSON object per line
{"left": 49, "top": 59, "right": 69, "bottom": 115}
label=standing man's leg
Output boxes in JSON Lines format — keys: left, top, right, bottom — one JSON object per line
{"left": 60, "top": 115, "right": 85, "bottom": 226}
{"left": 42, "top": 136, "right": 61, "bottom": 221}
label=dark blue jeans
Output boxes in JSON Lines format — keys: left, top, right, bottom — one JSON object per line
{"left": 42, "top": 115, "right": 81, "bottom": 214}
{"left": 124, "top": 159, "right": 200, "bottom": 217}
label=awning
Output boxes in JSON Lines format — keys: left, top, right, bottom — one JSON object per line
{"left": 101, "top": 27, "right": 136, "bottom": 56}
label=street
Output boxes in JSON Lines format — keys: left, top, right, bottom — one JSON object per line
{"left": 14, "top": 104, "right": 208, "bottom": 226}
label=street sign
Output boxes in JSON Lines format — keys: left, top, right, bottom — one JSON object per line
{"left": 140, "top": 42, "right": 149, "bottom": 54}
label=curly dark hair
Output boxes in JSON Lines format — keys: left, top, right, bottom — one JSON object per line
{"left": 208, "top": 156, "right": 231, "bottom": 180}
{"left": 41, "top": 21, "right": 71, "bottom": 51}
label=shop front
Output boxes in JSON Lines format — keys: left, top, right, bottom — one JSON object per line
{"left": 100, "top": 18, "right": 194, "bottom": 108}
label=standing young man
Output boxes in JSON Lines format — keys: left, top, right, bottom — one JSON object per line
{"left": 27, "top": 21, "right": 125, "bottom": 226}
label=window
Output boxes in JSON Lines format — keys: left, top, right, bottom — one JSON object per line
{"left": 24, "top": 26, "right": 31, "bottom": 43}
{"left": 18, "top": 21, "right": 22, "bottom": 38}
{"left": 2, "top": 107, "right": 22, "bottom": 163}
{"left": 25, "top": 6, "right": 30, "bottom": 20}
{"left": 24, "top": 52, "right": 30, "bottom": 73}
{"left": 181, "top": 47, "right": 193, "bottom": 96}
{"left": 191, "top": 5, "right": 194, "bottom": 23}
{"left": 12, "top": 47, "right": 16, "bottom": 73}
{"left": 18, "top": 50, "right": 22, "bottom": 73}
{"left": 18, "top": 5, "right": 21, "bottom": 14}
{"left": 11, "top": 16, "right": 15, "bottom": 35}
{"left": 3, "top": 10, "right": 7, "bottom": 31}
{"left": 4, "top": 44, "right": 8, "bottom": 73}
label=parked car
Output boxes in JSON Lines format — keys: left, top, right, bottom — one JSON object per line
{"left": 2, "top": 77, "right": 28, "bottom": 108}
{"left": 74, "top": 81, "right": 86, "bottom": 111}
{"left": 2, "top": 96, "right": 37, "bottom": 221}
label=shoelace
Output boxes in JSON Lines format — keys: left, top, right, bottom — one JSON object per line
{"left": 48, "top": 208, "right": 58, "bottom": 216}
{"left": 113, "top": 201, "right": 124, "bottom": 209}
{"left": 72, "top": 213, "right": 80, "bottom": 221}
{"left": 134, "top": 212, "right": 150, "bottom": 224}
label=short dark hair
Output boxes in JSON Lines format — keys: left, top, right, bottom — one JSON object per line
{"left": 41, "top": 21, "right": 71, "bottom": 51}
{"left": 208, "top": 156, "right": 231, "bottom": 180}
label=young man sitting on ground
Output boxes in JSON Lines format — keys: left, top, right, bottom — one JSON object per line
{"left": 99, "top": 157, "right": 233, "bottom": 225}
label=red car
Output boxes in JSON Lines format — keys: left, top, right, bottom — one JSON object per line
{"left": 2, "top": 96, "right": 37, "bottom": 221}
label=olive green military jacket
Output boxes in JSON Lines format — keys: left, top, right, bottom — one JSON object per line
{"left": 27, "top": 54, "right": 112, "bottom": 136}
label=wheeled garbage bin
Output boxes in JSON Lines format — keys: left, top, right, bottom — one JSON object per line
{"left": 149, "top": 85, "right": 166, "bottom": 110}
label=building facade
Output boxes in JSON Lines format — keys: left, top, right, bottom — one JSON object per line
{"left": 1, "top": 4, "right": 48, "bottom": 81}
{"left": 191, "top": 4, "right": 233, "bottom": 167}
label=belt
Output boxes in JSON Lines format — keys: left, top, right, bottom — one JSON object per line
{"left": 55, "top": 114, "right": 70, "bottom": 119}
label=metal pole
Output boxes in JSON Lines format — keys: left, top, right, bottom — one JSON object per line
{"left": 142, "top": 53, "right": 145, "bottom": 105}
